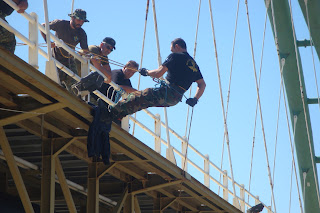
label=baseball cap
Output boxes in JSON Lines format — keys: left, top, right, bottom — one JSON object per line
{"left": 103, "top": 37, "right": 116, "bottom": 50}
{"left": 68, "top": 9, "right": 89, "bottom": 22}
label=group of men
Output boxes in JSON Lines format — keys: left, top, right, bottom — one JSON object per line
{"left": 0, "top": 3, "right": 268, "bottom": 212}
{"left": 0, "top": 3, "right": 206, "bottom": 124}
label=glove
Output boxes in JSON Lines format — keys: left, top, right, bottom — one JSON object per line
{"left": 139, "top": 68, "right": 149, "bottom": 76}
{"left": 186, "top": 97, "right": 198, "bottom": 107}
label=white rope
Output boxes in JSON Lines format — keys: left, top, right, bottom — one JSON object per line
{"left": 268, "top": 0, "right": 303, "bottom": 210}
{"left": 132, "top": 0, "right": 150, "bottom": 136}
{"left": 0, "top": 107, "right": 45, "bottom": 115}
{"left": 151, "top": 0, "right": 162, "bottom": 66}
{"left": 218, "top": 0, "right": 240, "bottom": 196}
{"left": 289, "top": 115, "right": 298, "bottom": 213}
{"left": 184, "top": 0, "right": 202, "bottom": 138}
{"left": 70, "top": 0, "right": 74, "bottom": 14}
{"left": 150, "top": 0, "right": 172, "bottom": 154}
{"left": 288, "top": 0, "right": 320, "bottom": 207}
{"left": 244, "top": 0, "right": 276, "bottom": 211}
{"left": 289, "top": 158, "right": 294, "bottom": 213}
{"left": 270, "top": 58, "right": 285, "bottom": 210}
{"left": 304, "top": 0, "right": 320, "bottom": 112}
{"left": 280, "top": 67, "right": 304, "bottom": 212}
{"left": 208, "top": 0, "right": 238, "bottom": 204}
{"left": 247, "top": 0, "right": 269, "bottom": 202}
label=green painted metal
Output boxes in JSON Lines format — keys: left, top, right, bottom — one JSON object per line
{"left": 265, "top": 0, "right": 320, "bottom": 212}
{"left": 298, "top": 0, "right": 320, "bottom": 60}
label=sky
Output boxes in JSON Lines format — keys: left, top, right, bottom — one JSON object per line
{"left": 5, "top": 0, "right": 320, "bottom": 212}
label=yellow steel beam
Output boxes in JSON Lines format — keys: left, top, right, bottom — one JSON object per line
{"left": 131, "top": 180, "right": 183, "bottom": 195}
{"left": 97, "top": 162, "right": 118, "bottom": 179}
{"left": 87, "top": 162, "right": 99, "bottom": 213}
{"left": 53, "top": 137, "right": 78, "bottom": 157}
{"left": 41, "top": 139, "right": 55, "bottom": 213}
{"left": 55, "top": 157, "right": 77, "bottom": 213}
{"left": 133, "top": 195, "right": 141, "bottom": 213}
{"left": 0, "top": 127, "right": 35, "bottom": 213}
{"left": 112, "top": 186, "right": 129, "bottom": 213}
{"left": 0, "top": 102, "right": 65, "bottom": 126}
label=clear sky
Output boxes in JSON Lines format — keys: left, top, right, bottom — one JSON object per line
{"left": 6, "top": 0, "right": 320, "bottom": 212}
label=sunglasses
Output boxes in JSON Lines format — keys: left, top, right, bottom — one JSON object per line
{"left": 104, "top": 43, "right": 114, "bottom": 51}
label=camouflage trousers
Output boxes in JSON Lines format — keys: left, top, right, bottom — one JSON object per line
{"left": 57, "top": 57, "right": 78, "bottom": 91}
{"left": 0, "top": 18, "right": 16, "bottom": 53}
{"left": 113, "top": 85, "right": 184, "bottom": 119}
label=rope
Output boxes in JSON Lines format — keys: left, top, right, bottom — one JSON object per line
{"left": 184, "top": 0, "right": 202, "bottom": 138}
{"left": 132, "top": 0, "right": 150, "bottom": 136}
{"left": 245, "top": 0, "right": 276, "bottom": 211}
{"left": 150, "top": 0, "right": 173, "bottom": 159}
{"left": 289, "top": 116, "right": 298, "bottom": 213}
{"left": 268, "top": 0, "right": 303, "bottom": 210}
{"left": 304, "top": 0, "right": 320, "bottom": 112}
{"left": 287, "top": 0, "right": 320, "bottom": 207}
{"left": 182, "top": 108, "right": 194, "bottom": 171}
{"left": 248, "top": 2, "right": 270, "bottom": 198}
{"left": 280, "top": 67, "right": 304, "bottom": 212}
{"left": 218, "top": 0, "right": 240, "bottom": 196}
{"left": 271, "top": 59, "right": 285, "bottom": 210}
{"left": 208, "top": 0, "right": 238, "bottom": 205}
{"left": 0, "top": 107, "right": 45, "bottom": 115}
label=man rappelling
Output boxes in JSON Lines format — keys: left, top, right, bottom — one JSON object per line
{"left": 96, "top": 37, "right": 206, "bottom": 122}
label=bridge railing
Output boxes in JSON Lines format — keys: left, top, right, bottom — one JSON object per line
{"left": 0, "top": 1, "right": 273, "bottom": 212}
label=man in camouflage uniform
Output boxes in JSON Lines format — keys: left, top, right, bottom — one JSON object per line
{"left": 41, "top": 9, "right": 89, "bottom": 91}
{"left": 100, "top": 38, "right": 206, "bottom": 122}
{"left": 0, "top": 0, "right": 28, "bottom": 53}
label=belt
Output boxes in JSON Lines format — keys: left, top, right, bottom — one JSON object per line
{"left": 166, "top": 82, "right": 186, "bottom": 94}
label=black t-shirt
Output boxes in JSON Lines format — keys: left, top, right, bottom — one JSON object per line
{"left": 48, "top": 19, "right": 88, "bottom": 62}
{"left": 163, "top": 52, "right": 203, "bottom": 90}
{"left": 0, "top": 0, "right": 25, "bottom": 16}
{"left": 100, "top": 69, "right": 132, "bottom": 101}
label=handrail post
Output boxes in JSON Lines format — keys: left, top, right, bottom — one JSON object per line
{"left": 28, "top": 12, "right": 38, "bottom": 69}
{"left": 204, "top": 154, "right": 210, "bottom": 187}
{"left": 154, "top": 114, "right": 161, "bottom": 153}
{"left": 240, "top": 184, "right": 245, "bottom": 211}
{"left": 43, "top": 0, "right": 59, "bottom": 83}
{"left": 43, "top": 0, "right": 52, "bottom": 61}
{"left": 121, "top": 116, "right": 130, "bottom": 132}
{"left": 181, "top": 136, "right": 188, "bottom": 171}
{"left": 80, "top": 57, "right": 90, "bottom": 78}
{"left": 223, "top": 170, "right": 228, "bottom": 201}
{"left": 255, "top": 195, "right": 260, "bottom": 205}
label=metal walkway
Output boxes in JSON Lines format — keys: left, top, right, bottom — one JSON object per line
{"left": 0, "top": 48, "right": 241, "bottom": 212}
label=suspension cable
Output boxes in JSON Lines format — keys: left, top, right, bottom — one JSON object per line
{"left": 132, "top": 0, "right": 150, "bottom": 136}
{"left": 271, "top": 58, "right": 284, "bottom": 210}
{"left": 208, "top": 0, "right": 238, "bottom": 204}
{"left": 218, "top": 0, "right": 240, "bottom": 196}
{"left": 289, "top": 116, "right": 298, "bottom": 213}
{"left": 287, "top": 0, "right": 320, "bottom": 207}
{"left": 281, "top": 66, "right": 304, "bottom": 212}
{"left": 150, "top": 0, "right": 173, "bottom": 159}
{"left": 267, "top": 1, "right": 304, "bottom": 210}
{"left": 245, "top": 0, "right": 276, "bottom": 211}
{"left": 304, "top": 0, "right": 320, "bottom": 113}
{"left": 184, "top": 0, "right": 202, "bottom": 139}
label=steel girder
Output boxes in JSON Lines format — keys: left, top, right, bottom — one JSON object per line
{"left": 265, "top": 0, "right": 320, "bottom": 212}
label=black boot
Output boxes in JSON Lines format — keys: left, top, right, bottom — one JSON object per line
{"left": 247, "top": 203, "right": 264, "bottom": 213}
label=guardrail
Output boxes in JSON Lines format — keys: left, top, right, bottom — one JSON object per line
{"left": 0, "top": 0, "right": 273, "bottom": 212}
